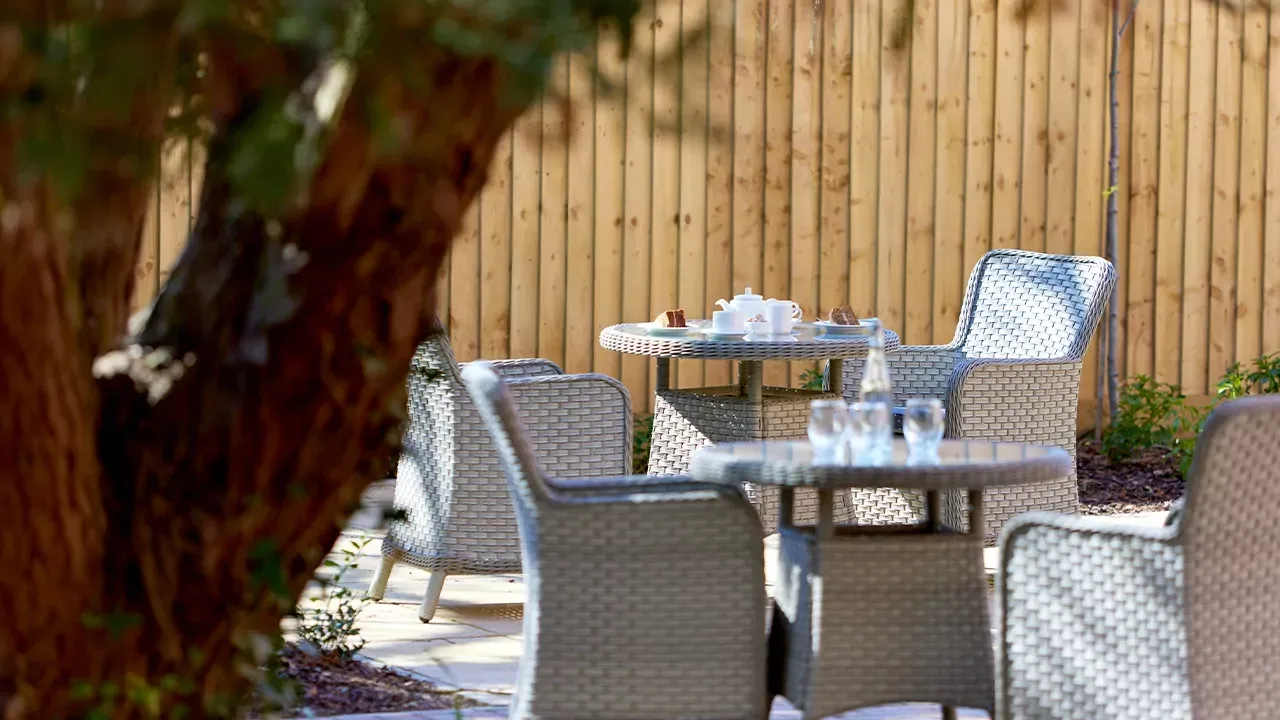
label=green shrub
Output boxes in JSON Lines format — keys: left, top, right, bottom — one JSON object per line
{"left": 799, "top": 367, "right": 825, "bottom": 392}
{"left": 633, "top": 413, "right": 654, "bottom": 474}
{"left": 1103, "top": 352, "right": 1280, "bottom": 475}
{"left": 296, "top": 534, "right": 373, "bottom": 659}
{"left": 1102, "top": 376, "right": 1204, "bottom": 473}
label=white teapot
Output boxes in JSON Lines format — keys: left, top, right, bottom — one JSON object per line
{"left": 715, "top": 287, "right": 767, "bottom": 320}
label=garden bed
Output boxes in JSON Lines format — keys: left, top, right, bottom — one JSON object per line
{"left": 1076, "top": 439, "right": 1183, "bottom": 515}
{"left": 249, "top": 643, "right": 471, "bottom": 718}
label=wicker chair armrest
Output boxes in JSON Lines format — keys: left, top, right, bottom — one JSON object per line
{"left": 945, "top": 358, "right": 1080, "bottom": 442}
{"left": 837, "top": 346, "right": 959, "bottom": 402}
{"left": 465, "top": 358, "right": 564, "bottom": 378}
{"left": 997, "top": 513, "right": 1188, "bottom": 720}
{"left": 504, "top": 373, "right": 633, "bottom": 478}
{"left": 548, "top": 474, "right": 715, "bottom": 499}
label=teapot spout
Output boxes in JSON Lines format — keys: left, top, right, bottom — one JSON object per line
{"left": 715, "top": 299, "right": 732, "bottom": 311}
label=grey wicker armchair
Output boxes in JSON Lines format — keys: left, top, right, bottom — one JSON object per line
{"left": 460, "top": 362, "right": 768, "bottom": 720}
{"left": 997, "top": 395, "right": 1280, "bottom": 720}
{"left": 368, "top": 325, "right": 632, "bottom": 622}
{"left": 837, "top": 249, "right": 1115, "bottom": 539}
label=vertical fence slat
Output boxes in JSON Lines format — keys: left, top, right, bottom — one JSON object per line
{"left": 538, "top": 61, "right": 570, "bottom": 369}
{"left": 934, "top": 0, "right": 969, "bottom": 344}
{"left": 651, "top": 0, "right": 683, "bottom": 389}
{"left": 962, "top": 0, "right": 996, "bottom": 283}
{"left": 449, "top": 198, "right": 481, "bottom": 362}
{"left": 1125, "top": 0, "right": 1162, "bottom": 380}
{"left": 764, "top": 0, "right": 795, "bottom": 387}
{"left": 481, "top": 130, "right": 514, "bottom": 360}
{"left": 1181, "top": 0, "right": 1217, "bottom": 390}
{"left": 704, "top": 5, "right": 736, "bottom": 387}
{"left": 1208, "top": 9, "right": 1242, "bottom": 386}
{"left": 565, "top": 54, "right": 597, "bottom": 376}
{"left": 1019, "top": 11, "right": 1050, "bottom": 254}
{"left": 1045, "top": 0, "right": 1080, "bottom": 258}
{"left": 510, "top": 105, "right": 543, "bottom": 361}
{"left": 621, "top": 11, "right": 656, "bottom": 407}
{"left": 820, "top": 0, "right": 853, "bottom": 327}
{"left": 876, "top": 0, "right": 910, "bottom": 332}
{"left": 905, "top": 0, "right": 938, "bottom": 346}
{"left": 1235, "top": 10, "right": 1268, "bottom": 364}
{"left": 1074, "top": 2, "right": 1108, "bottom": 422}
{"left": 1156, "top": 0, "right": 1190, "bottom": 390}
{"left": 593, "top": 35, "right": 626, "bottom": 380}
{"left": 1262, "top": 9, "right": 1280, "bottom": 356}
{"left": 850, "top": 0, "right": 882, "bottom": 329}
{"left": 990, "top": 3, "right": 1025, "bottom": 252}
{"left": 678, "top": 0, "right": 710, "bottom": 389}
{"left": 789, "top": 0, "right": 823, "bottom": 386}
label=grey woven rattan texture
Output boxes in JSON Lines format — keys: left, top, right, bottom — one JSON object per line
{"left": 647, "top": 387, "right": 843, "bottom": 533}
{"left": 775, "top": 529, "right": 995, "bottom": 719}
{"left": 461, "top": 363, "right": 769, "bottom": 720}
{"left": 599, "top": 324, "right": 901, "bottom": 360}
{"left": 379, "top": 328, "right": 632, "bottom": 576}
{"left": 841, "top": 250, "right": 1115, "bottom": 542}
{"left": 997, "top": 396, "right": 1280, "bottom": 720}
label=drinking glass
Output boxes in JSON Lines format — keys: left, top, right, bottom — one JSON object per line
{"left": 904, "top": 398, "right": 945, "bottom": 463}
{"left": 808, "top": 399, "right": 851, "bottom": 464}
{"left": 848, "top": 401, "right": 891, "bottom": 465}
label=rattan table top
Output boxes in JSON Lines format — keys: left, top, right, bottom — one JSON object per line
{"left": 598, "top": 322, "right": 901, "bottom": 360}
{"left": 689, "top": 440, "right": 1071, "bottom": 490}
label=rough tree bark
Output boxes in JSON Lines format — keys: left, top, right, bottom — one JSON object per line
{"left": 0, "top": 5, "right": 531, "bottom": 716}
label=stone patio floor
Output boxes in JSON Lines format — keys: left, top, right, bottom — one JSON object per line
{"left": 309, "top": 482, "right": 1169, "bottom": 720}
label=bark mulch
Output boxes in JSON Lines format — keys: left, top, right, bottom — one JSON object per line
{"left": 250, "top": 643, "right": 473, "bottom": 718}
{"left": 1076, "top": 439, "right": 1185, "bottom": 515}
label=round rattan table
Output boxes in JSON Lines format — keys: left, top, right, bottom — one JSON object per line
{"left": 599, "top": 322, "right": 902, "bottom": 532}
{"left": 598, "top": 322, "right": 901, "bottom": 395}
{"left": 690, "top": 439, "right": 1071, "bottom": 720}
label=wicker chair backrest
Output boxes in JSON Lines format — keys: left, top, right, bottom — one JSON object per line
{"left": 953, "top": 250, "right": 1115, "bottom": 360}
{"left": 1178, "top": 395, "right": 1280, "bottom": 718}
{"left": 460, "top": 361, "right": 552, "bottom": 516}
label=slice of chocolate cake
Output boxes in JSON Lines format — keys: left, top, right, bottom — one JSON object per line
{"left": 828, "top": 305, "right": 859, "bottom": 326}
{"left": 653, "top": 309, "right": 687, "bottom": 328}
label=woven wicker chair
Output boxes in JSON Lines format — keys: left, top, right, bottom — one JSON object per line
{"left": 997, "top": 395, "right": 1280, "bottom": 720}
{"left": 368, "top": 325, "right": 632, "bottom": 622}
{"left": 460, "top": 362, "right": 768, "bottom": 720}
{"left": 837, "top": 249, "right": 1115, "bottom": 539}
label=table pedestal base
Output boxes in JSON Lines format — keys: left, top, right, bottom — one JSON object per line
{"left": 770, "top": 524, "right": 994, "bottom": 720}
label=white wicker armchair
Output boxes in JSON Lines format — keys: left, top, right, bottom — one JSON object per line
{"left": 997, "top": 395, "right": 1280, "bottom": 720}
{"left": 837, "top": 249, "right": 1115, "bottom": 539}
{"left": 368, "top": 322, "right": 632, "bottom": 622}
{"left": 461, "top": 362, "right": 768, "bottom": 720}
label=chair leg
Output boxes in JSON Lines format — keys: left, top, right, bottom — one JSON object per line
{"left": 367, "top": 554, "right": 395, "bottom": 601}
{"left": 941, "top": 706, "right": 957, "bottom": 720}
{"left": 418, "top": 572, "right": 448, "bottom": 623}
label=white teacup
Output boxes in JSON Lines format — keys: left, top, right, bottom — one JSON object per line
{"left": 712, "top": 309, "right": 746, "bottom": 333}
{"left": 765, "top": 299, "right": 802, "bottom": 334}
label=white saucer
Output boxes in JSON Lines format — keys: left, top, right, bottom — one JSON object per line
{"left": 700, "top": 328, "right": 748, "bottom": 338}
{"left": 639, "top": 322, "right": 694, "bottom": 337}
{"left": 814, "top": 320, "right": 872, "bottom": 335}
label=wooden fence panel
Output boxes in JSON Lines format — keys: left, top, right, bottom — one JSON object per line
{"left": 134, "top": 0, "right": 1280, "bottom": 424}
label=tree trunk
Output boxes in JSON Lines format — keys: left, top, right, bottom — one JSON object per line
{"left": 0, "top": 18, "right": 531, "bottom": 717}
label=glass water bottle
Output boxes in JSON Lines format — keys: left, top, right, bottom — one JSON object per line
{"left": 858, "top": 319, "right": 894, "bottom": 460}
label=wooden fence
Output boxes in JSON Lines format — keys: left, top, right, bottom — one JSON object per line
{"left": 134, "top": 0, "right": 1280, "bottom": 425}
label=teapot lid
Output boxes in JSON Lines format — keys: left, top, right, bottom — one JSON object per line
{"left": 734, "top": 287, "right": 764, "bottom": 301}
